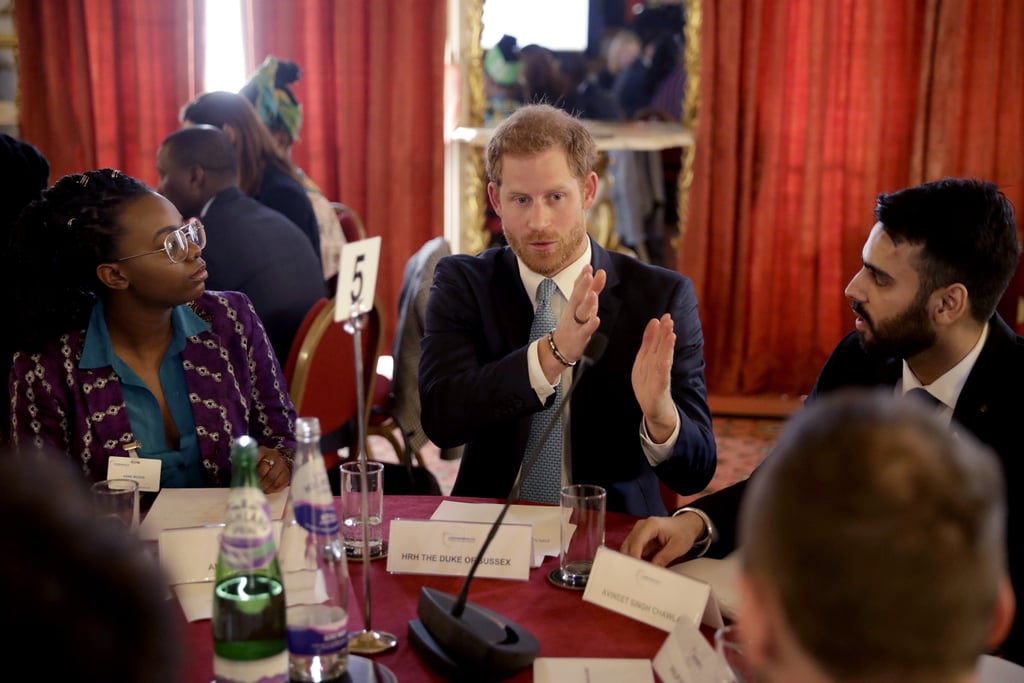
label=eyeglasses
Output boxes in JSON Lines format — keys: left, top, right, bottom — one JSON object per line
{"left": 117, "top": 218, "right": 206, "bottom": 263}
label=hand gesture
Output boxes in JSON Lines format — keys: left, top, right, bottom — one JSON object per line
{"left": 632, "top": 313, "right": 677, "bottom": 443}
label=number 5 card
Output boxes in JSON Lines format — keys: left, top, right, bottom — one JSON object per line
{"left": 335, "top": 236, "right": 382, "bottom": 322}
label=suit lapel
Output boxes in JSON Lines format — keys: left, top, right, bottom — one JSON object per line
{"left": 589, "top": 241, "right": 623, "bottom": 357}
{"left": 952, "top": 315, "right": 1015, "bottom": 435}
{"left": 494, "top": 247, "right": 534, "bottom": 352}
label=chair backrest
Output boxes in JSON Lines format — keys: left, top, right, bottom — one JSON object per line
{"left": 330, "top": 201, "right": 367, "bottom": 243}
{"left": 284, "top": 297, "right": 329, "bottom": 387}
{"left": 288, "top": 298, "right": 382, "bottom": 439}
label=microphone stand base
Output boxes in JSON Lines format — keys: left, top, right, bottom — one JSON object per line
{"left": 349, "top": 629, "right": 398, "bottom": 655}
{"left": 409, "top": 587, "right": 539, "bottom": 681}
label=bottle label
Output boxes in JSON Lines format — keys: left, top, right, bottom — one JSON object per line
{"left": 213, "top": 652, "right": 288, "bottom": 683}
{"left": 287, "top": 605, "right": 349, "bottom": 656}
{"left": 291, "top": 458, "right": 340, "bottom": 536}
{"left": 222, "top": 488, "right": 276, "bottom": 571}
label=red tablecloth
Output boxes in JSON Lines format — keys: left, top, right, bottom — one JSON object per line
{"left": 179, "top": 496, "right": 671, "bottom": 682}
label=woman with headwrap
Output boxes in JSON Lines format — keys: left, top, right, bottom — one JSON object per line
{"left": 241, "top": 56, "right": 346, "bottom": 289}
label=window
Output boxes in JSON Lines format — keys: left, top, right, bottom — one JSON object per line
{"left": 480, "top": 0, "right": 589, "bottom": 52}
{"left": 203, "top": 0, "right": 246, "bottom": 92}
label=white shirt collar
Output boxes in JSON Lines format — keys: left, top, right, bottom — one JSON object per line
{"left": 198, "top": 195, "right": 217, "bottom": 219}
{"left": 901, "top": 322, "right": 989, "bottom": 413}
{"left": 517, "top": 239, "right": 592, "bottom": 309}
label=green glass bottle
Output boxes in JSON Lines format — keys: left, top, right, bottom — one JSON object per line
{"left": 212, "top": 436, "right": 287, "bottom": 683}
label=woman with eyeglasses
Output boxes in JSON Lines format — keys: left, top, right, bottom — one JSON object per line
{"left": 8, "top": 169, "right": 295, "bottom": 493}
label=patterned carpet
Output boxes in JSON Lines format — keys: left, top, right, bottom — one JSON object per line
{"left": 369, "top": 416, "right": 783, "bottom": 503}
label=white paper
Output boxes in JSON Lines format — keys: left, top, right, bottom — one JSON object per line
{"left": 107, "top": 455, "right": 162, "bottom": 492}
{"left": 653, "top": 617, "right": 731, "bottom": 683}
{"left": 335, "top": 236, "right": 382, "bottom": 320}
{"left": 672, "top": 553, "right": 741, "bottom": 619}
{"left": 386, "top": 519, "right": 531, "bottom": 580}
{"left": 583, "top": 546, "right": 717, "bottom": 632}
{"left": 139, "top": 487, "right": 289, "bottom": 541}
{"left": 430, "top": 500, "right": 562, "bottom": 567}
{"left": 533, "top": 658, "right": 654, "bottom": 683}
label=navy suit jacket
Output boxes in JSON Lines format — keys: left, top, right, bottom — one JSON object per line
{"left": 419, "top": 240, "right": 716, "bottom": 517}
{"left": 692, "top": 314, "right": 1024, "bottom": 662}
{"left": 202, "top": 187, "right": 326, "bottom": 364}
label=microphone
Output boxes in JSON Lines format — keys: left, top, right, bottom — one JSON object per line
{"left": 409, "top": 334, "right": 608, "bottom": 681}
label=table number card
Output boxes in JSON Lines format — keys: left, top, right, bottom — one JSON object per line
{"left": 335, "top": 236, "right": 382, "bottom": 322}
{"left": 583, "top": 546, "right": 724, "bottom": 632}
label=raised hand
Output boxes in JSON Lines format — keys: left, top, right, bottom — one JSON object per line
{"left": 632, "top": 313, "right": 677, "bottom": 443}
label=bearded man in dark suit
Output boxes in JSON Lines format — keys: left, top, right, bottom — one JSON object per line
{"left": 622, "top": 177, "right": 1024, "bottom": 663}
{"left": 419, "top": 105, "right": 716, "bottom": 516}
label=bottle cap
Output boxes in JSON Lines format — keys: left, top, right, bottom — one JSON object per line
{"left": 295, "top": 416, "right": 322, "bottom": 440}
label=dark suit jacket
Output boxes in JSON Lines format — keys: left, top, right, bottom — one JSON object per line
{"left": 692, "top": 314, "right": 1024, "bottom": 662}
{"left": 202, "top": 187, "right": 326, "bottom": 364}
{"left": 419, "top": 240, "right": 716, "bottom": 517}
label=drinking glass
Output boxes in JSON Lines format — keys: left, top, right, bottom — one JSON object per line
{"left": 556, "top": 484, "right": 606, "bottom": 588}
{"left": 340, "top": 461, "right": 385, "bottom": 558}
{"left": 91, "top": 478, "right": 140, "bottom": 532}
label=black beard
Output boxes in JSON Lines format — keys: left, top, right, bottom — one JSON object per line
{"left": 855, "top": 291, "right": 936, "bottom": 359}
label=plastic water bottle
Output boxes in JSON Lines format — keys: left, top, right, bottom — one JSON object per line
{"left": 212, "top": 435, "right": 287, "bottom": 682}
{"left": 279, "top": 417, "right": 350, "bottom": 681}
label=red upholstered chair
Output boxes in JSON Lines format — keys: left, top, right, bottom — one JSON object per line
{"left": 286, "top": 297, "right": 382, "bottom": 472}
{"left": 330, "top": 201, "right": 367, "bottom": 243}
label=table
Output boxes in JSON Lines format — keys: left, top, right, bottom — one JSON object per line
{"left": 180, "top": 496, "right": 672, "bottom": 682}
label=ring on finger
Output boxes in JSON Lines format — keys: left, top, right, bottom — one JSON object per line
{"left": 265, "top": 459, "right": 275, "bottom": 469}
{"left": 573, "top": 311, "right": 590, "bottom": 325}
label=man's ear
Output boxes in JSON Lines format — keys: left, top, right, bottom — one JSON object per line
{"left": 96, "top": 263, "right": 130, "bottom": 291}
{"left": 221, "top": 124, "right": 239, "bottom": 146}
{"left": 932, "top": 283, "right": 969, "bottom": 326}
{"left": 487, "top": 181, "right": 502, "bottom": 217}
{"left": 986, "top": 574, "right": 1016, "bottom": 652}
{"left": 582, "top": 171, "right": 599, "bottom": 210}
{"left": 737, "top": 574, "right": 773, "bottom": 670}
{"left": 189, "top": 164, "right": 206, "bottom": 192}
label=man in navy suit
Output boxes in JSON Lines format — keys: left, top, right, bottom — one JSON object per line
{"left": 418, "top": 104, "right": 716, "bottom": 517}
{"left": 156, "top": 125, "right": 325, "bottom": 366}
{"left": 622, "top": 177, "right": 1024, "bottom": 663}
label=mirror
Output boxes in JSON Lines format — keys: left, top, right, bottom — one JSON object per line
{"left": 446, "top": 0, "right": 699, "bottom": 258}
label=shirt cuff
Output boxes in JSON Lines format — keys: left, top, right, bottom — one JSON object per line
{"left": 528, "top": 338, "right": 558, "bottom": 404}
{"left": 639, "top": 410, "right": 680, "bottom": 466}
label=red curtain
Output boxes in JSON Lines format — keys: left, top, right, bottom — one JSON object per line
{"left": 683, "top": 0, "right": 1024, "bottom": 396}
{"left": 244, "top": 1, "right": 447, "bottom": 348}
{"left": 14, "top": 0, "right": 203, "bottom": 186}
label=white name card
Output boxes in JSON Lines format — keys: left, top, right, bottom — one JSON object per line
{"left": 386, "top": 519, "right": 532, "bottom": 580}
{"left": 534, "top": 658, "right": 654, "bottom": 683}
{"left": 335, "top": 236, "right": 382, "bottom": 321}
{"left": 583, "top": 546, "right": 723, "bottom": 632}
{"left": 653, "top": 617, "right": 730, "bottom": 683}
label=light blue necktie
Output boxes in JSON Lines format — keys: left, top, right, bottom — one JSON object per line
{"left": 521, "top": 279, "right": 563, "bottom": 504}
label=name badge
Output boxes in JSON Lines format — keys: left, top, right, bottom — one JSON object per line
{"left": 107, "top": 455, "right": 162, "bottom": 492}
{"left": 583, "top": 546, "right": 723, "bottom": 632}
{"left": 387, "top": 519, "right": 532, "bottom": 580}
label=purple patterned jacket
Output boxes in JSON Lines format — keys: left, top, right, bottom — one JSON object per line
{"left": 9, "top": 291, "right": 297, "bottom": 485}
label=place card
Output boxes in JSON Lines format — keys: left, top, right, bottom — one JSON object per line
{"left": 430, "top": 500, "right": 562, "bottom": 567}
{"left": 671, "top": 553, "right": 741, "bottom": 619}
{"left": 139, "top": 487, "right": 289, "bottom": 541}
{"left": 583, "top": 546, "right": 723, "bottom": 632}
{"left": 534, "top": 657, "right": 654, "bottom": 683}
{"left": 335, "top": 236, "right": 381, "bottom": 320}
{"left": 653, "top": 617, "right": 730, "bottom": 683}
{"left": 386, "top": 519, "right": 532, "bottom": 580}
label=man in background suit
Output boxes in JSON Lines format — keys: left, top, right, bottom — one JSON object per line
{"left": 156, "top": 125, "right": 325, "bottom": 366}
{"left": 736, "top": 390, "right": 1014, "bottom": 683}
{"left": 419, "top": 104, "right": 716, "bottom": 516}
{"left": 622, "top": 177, "right": 1024, "bottom": 662}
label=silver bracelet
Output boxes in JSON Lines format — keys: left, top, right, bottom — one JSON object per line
{"left": 546, "top": 330, "right": 577, "bottom": 367}
{"left": 672, "top": 506, "right": 715, "bottom": 558}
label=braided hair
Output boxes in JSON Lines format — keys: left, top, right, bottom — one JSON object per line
{"left": 9, "top": 169, "right": 152, "bottom": 353}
